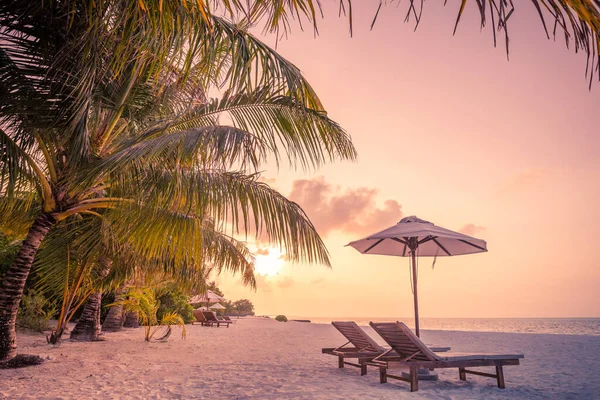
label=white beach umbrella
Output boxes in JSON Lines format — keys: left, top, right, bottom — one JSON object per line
{"left": 188, "top": 290, "right": 226, "bottom": 305}
{"left": 209, "top": 303, "right": 226, "bottom": 310}
{"left": 347, "top": 216, "right": 487, "bottom": 337}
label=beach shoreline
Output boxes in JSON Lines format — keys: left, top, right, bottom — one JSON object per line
{"left": 2, "top": 317, "right": 599, "bottom": 399}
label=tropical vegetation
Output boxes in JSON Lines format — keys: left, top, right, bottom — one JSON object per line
{"left": 1, "top": 0, "right": 599, "bottom": 366}
{"left": 110, "top": 286, "right": 187, "bottom": 342}
{"left": 0, "top": 0, "right": 357, "bottom": 363}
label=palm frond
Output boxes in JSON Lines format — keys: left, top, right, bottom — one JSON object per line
{"left": 368, "top": 0, "right": 600, "bottom": 85}
{"left": 167, "top": 88, "right": 357, "bottom": 170}
{"left": 0, "top": 128, "right": 41, "bottom": 199}
{"left": 115, "top": 169, "right": 330, "bottom": 266}
{"left": 103, "top": 205, "right": 256, "bottom": 286}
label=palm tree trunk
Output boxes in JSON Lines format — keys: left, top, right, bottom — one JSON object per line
{"left": 123, "top": 310, "right": 139, "bottom": 328}
{"left": 102, "top": 281, "right": 129, "bottom": 332}
{"left": 70, "top": 256, "right": 112, "bottom": 341}
{"left": 69, "top": 292, "right": 102, "bottom": 341}
{"left": 0, "top": 213, "right": 55, "bottom": 362}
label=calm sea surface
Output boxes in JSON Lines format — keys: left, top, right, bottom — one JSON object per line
{"left": 282, "top": 317, "right": 600, "bottom": 336}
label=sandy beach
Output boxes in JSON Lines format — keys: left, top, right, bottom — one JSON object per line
{"left": 1, "top": 317, "right": 599, "bottom": 399}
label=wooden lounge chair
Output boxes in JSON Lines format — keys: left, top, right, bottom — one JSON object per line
{"left": 203, "top": 311, "right": 231, "bottom": 328}
{"left": 322, "top": 321, "right": 451, "bottom": 376}
{"left": 192, "top": 309, "right": 214, "bottom": 326}
{"left": 322, "top": 321, "right": 387, "bottom": 375}
{"left": 223, "top": 315, "right": 236, "bottom": 324}
{"left": 368, "top": 321, "right": 523, "bottom": 392}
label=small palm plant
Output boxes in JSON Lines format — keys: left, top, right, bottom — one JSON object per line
{"left": 111, "top": 287, "right": 186, "bottom": 342}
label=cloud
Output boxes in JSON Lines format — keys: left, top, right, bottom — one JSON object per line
{"left": 498, "top": 169, "right": 546, "bottom": 196}
{"left": 255, "top": 248, "right": 270, "bottom": 256}
{"left": 288, "top": 176, "right": 403, "bottom": 237}
{"left": 459, "top": 224, "right": 486, "bottom": 236}
{"left": 276, "top": 276, "right": 295, "bottom": 289}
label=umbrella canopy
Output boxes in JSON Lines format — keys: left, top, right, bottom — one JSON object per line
{"left": 347, "top": 216, "right": 487, "bottom": 337}
{"left": 188, "top": 290, "right": 226, "bottom": 305}
{"left": 348, "top": 216, "right": 487, "bottom": 257}
{"left": 209, "top": 303, "right": 226, "bottom": 310}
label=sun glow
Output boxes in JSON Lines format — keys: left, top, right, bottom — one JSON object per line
{"left": 254, "top": 248, "right": 285, "bottom": 276}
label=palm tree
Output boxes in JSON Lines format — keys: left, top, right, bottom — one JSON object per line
{"left": 2, "top": 0, "right": 595, "bottom": 364}
{"left": 0, "top": 1, "right": 357, "bottom": 362}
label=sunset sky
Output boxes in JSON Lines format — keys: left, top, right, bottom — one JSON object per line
{"left": 216, "top": 1, "right": 600, "bottom": 319}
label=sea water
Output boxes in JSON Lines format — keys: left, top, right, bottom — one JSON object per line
{"left": 283, "top": 317, "right": 600, "bottom": 336}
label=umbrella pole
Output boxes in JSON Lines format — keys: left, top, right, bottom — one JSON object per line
{"left": 411, "top": 250, "right": 420, "bottom": 337}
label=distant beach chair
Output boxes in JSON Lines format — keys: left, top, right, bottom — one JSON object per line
{"left": 203, "top": 311, "right": 231, "bottom": 328}
{"left": 368, "top": 321, "right": 524, "bottom": 392}
{"left": 223, "top": 315, "right": 236, "bottom": 324}
{"left": 192, "top": 309, "right": 214, "bottom": 326}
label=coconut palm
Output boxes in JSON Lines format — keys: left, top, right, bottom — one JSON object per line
{"left": 35, "top": 212, "right": 256, "bottom": 343}
{"left": 0, "top": 1, "right": 358, "bottom": 362}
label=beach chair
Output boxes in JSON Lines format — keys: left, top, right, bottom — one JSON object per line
{"left": 368, "top": 321, "right": 523, "bottom": 392}
{"left": 203, "top": 311, "right": 231, "bottom": 328}
{"left": 192, "top": 309, "right": 214, "bottom": 326}
{"left": 321, "top": 321, "right": 400, "bottom": 375}
{"left": 322, "top": 321, "right": 451, "bottom": 375}
{"left": 223, "top": 315, "right": 236, "bottom": 324}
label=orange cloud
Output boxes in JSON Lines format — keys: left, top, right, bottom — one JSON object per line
{"left": 255, "top": 248, "right": 270, "bottom": 256}
{"left": 289, "top": 176, "right": 403, "bottom": 237}
{"left": 276, "top": 276, "right": 295, "bottom": 289}
{"left": 459, "top": 224, "right": 486, "bottom": 236}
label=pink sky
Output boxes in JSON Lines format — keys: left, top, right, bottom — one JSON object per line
{"left": 217, "top": 2, "right": 600, "bottom": 319}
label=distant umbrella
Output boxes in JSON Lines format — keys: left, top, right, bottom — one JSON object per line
{"left": 209, "top": 303, "right": 226, "bottom": 310}
{"left": 188, "top": 290, "right": 226, "bottom": 305}
{"left": 348, "top": 216, "right": 487, "bottom": 337}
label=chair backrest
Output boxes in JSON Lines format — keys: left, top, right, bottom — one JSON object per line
{"left": 203, "top": 311, "right": 218, "bottom": 321}
{"left": 369, "top": 321, "right": 439, "bottom": 362}
{"left": 332, "top": 321, "right": 383, "bottom": 352}
{"left": 194, "top": 309, "right": 207, "bottom": 322}
{"left": 223, "top": 316, "right": 232, "bottom": 321}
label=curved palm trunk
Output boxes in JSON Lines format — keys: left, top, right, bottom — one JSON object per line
{"left": 123, "top": 310, "right": 139, "bottom": 328}
{"left": 102, "top": 282, "right": 129, "bottom": 332}
{"left": 69, "top": 292, "right": 102, "bottom": 341}
{"left": 0, "top": 213, "right": 55, "bottom": 362}
{"left": 70, "top": 256, "right": 112, "bottom": 341}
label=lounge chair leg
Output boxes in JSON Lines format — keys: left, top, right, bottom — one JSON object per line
{"left": 459, "top": 367, "right": 466, "bottom": 381}
{"left": 410, "top": 367, "right": 419, "bottom": 392}
{"left": 379, "top": 367, "right": 387, "bottom": 383}
{"left": 338, "top": 356, "right": 344, "bottom": 368}
{"left": 496, "top": 365, "right": 505, "bottom": 389}
{"left": 360, "top": 363, "right": 367, "bottom": 376}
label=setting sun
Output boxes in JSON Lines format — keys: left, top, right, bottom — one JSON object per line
{"left": 254, "top": 248, "right": 285, "bottom": 276}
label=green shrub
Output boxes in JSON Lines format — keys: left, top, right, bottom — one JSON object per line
{"left": 275, "top": 315, "right": 287, "bottom": 322}
{"left": 157, "top": 290, "right": 195, "bottom": 324}
{"left": 0, "top": 234, "right": 20, "bottom": 281}
{"left": 17, "top": 290, "right": 56, "bottom": 332}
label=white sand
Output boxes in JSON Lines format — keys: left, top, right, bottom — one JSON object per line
{"left": 1, "top": 318, "right": 599, "bottom": 399}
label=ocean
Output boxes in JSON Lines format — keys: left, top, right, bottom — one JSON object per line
{"left": 282, "top": 317, "right": 600, "bottom": 336}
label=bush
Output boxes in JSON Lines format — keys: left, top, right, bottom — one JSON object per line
{"left": 157, "top": 290, "right": 195, "bottom": 324}
{"left": 275, "top": 315, "right": 287, "bottom": 322}
{"left": 17, "top": 290, "right": 56, "bottom": 332}
{"left": 0, "top": 234, "right": 20, "bottom": 281}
